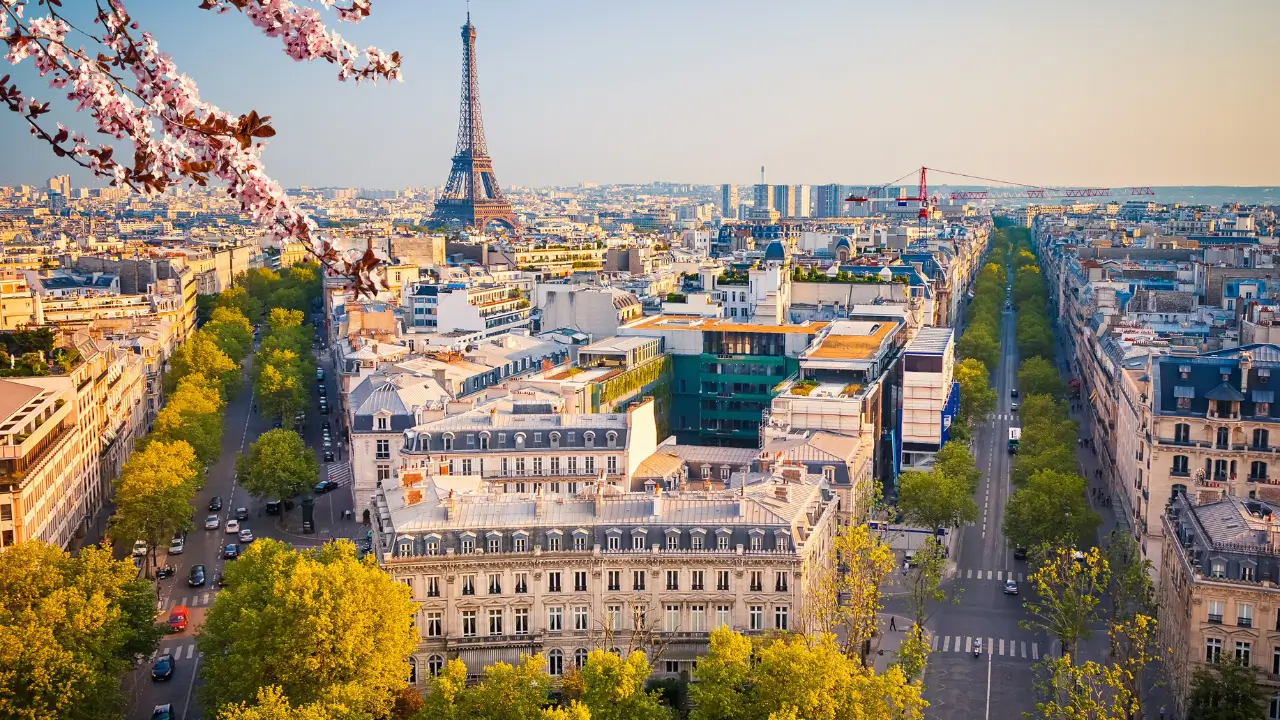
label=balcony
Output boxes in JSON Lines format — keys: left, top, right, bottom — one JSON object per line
{"left": 1208, "top": 614, "right": 1223, "bottom": 624}
{"left": 1239, "top": 617, "right": 1253, "bottom": 628}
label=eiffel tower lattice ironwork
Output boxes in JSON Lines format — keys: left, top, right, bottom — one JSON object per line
{"left": 431, "top": 13, "right": 516, "bottom": 231}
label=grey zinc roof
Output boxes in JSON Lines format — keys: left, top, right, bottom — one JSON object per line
{"left": 1204, "top": 383, "right": 1246, "bottom": 402}
{"left": 660, "top": 441, "right": 758, "bottom": 467}
{"left": 1190, "top": 496, "right": 1276, "bottom": 547}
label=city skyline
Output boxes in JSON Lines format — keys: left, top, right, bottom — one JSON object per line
{"left": 1, "top": 0, "right": 1278, "bottom": 189}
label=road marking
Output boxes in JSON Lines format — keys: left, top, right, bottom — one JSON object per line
{"left": 1031, "top": 643, "right": 1039, "bottom": 660}
{"left": 999, "top": 638, "right": 1005, "bottom": 656}
{"left": 997, "top": 571, "right": 1003, "bottom": 580}
{"left": 943, "top": 636, "right": 951, "bottom": 651}
{"left": 931, "top": 635, "right": 940, "bottom": 651}
{"left": 987, "top": 570, "right": 993, "bottom": 580}
{"left": 966, "top": 569, "right": 973, "bottom": 579}
{"left": 985, "top": 635, "right": 994, "bottom": 720}
{"left": 201, "top": 593, "right": 209, "bottom": 605}
{"left": 1021, "top": 641, "right": 1027, "bottom": 658}
{"left": 965, "top": 636, "right": 972, "bottom": 652}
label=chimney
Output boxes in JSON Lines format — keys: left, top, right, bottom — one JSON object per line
{"left": 780, "top": 465, "right": 804, "bottom": 484}
{"left": 594, "top": 482, "right": 605, "bottom": 516}
{"left": 652, "top": 485, "right": 662, "bottom": 517}
{"left": 535, "top": 485, "right": 545, "bottom": 518}
{"left": 774, "top": 484, "right": 791, "bottom": 502}
{"left": 405, "top": 489, "right": 423, "bottom": 506}
{"left": 446, "top": 489, "right": 458, "bottom": 520}
{"left": 1240, "top": 352, "right": 1252, "bottom": 395}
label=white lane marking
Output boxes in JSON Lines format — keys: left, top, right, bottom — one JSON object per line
{"left": 965, "top": 636, "right": 973, "bottom": 652}
{"left": 1032, "top": 643, "right": 1039, "bottom": 660}
{"left": 943, "top": 636, "right": 951, "bottom": 652}
{"left": 997, "top": 571, "right": 1003, "bottom": 580}
{"left": 932, "top": 634, "right": 940, "bottom": 651}
{"left": 999, "top": 638, "right": 1005, "bottom": 656}
{"left": 1021, "top": 641, "right": 1027, "bottom": 658}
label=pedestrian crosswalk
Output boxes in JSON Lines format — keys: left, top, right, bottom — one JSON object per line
{"left": 327, "top": 461, "right": 352, "bottom": 487}
{"left": 932, "top": 634, "right": 1041, "bottom": 660}
{"left": 994, "top": 414, "right": 1018, "bottom": 421}
{"left": 156, "top": 590, "right": 219, "bottom": 611}
{"left": 153, "top": 642, "right": 199, "bottom": 661}
{"left": 956, "top": 569, "right": 1026, "bottom": 582}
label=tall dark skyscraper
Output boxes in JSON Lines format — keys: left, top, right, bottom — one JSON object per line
{"left": 430, "top": 14, "right": 516, "bottom": 231}
{"left": 815, "top": 183, "right": 843, "bottom": 218}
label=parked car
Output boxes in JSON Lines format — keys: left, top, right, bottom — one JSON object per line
{"left": 322, "top": 420, "right": 331, "bottom": 431}
{"left": 1011, "top": 402, "right": 1019, "bottom": 412}
{"left": 318, "top": 384, "right": 327, "bottom": 397}
{"left": 152, "top": 653, "right": 175, "bottom": 681}
{"left": 235, "top": 507, "right": 249, "bottom": 521}
{"left": 132, "top": 539, "right": 148, "bottom": 557}
{"left": 265, "top": 500, "right": 282, "bottom": 515}
{"left": 225, "top": 519, "right": 240, "bottom": 534}
{"left": 314, "top": 479, "right": 339, "bottom": 494}
{"left": 205, "top": 514, "right": 220, "bottom": 530}
{"left": 316, "top": 368, "right": 325, "bottom": 380}
{"left": 167, "top": 606, "right": 188, "bottom": 633}
{"left": 224, "top": 543, "right": 240, "bottom": 560}
{"left": 208, "top": 496, "right": 222, "bottom": 511}
{"left": 1003, "top": 579, "right": 1019, "bottom": 595}
{"left": 188, "top": 564, "right": 206, "bottom": 587}
{"left": 322, "top": 437, "right": 332, "bottom": 449}
{"left": 323, "top": 451, "right": 334, "bottom": 462}
{"left": 167, "top": 536, "right": 184, "bottom": 556}
{"left": 152, "top": 705, "right": 174, "bottom": 720}
{"left": 239, "top": 528, "right": 254, "bottom": 543}
{"left": 320, "top": 404, "right": 330, "bottom": 415}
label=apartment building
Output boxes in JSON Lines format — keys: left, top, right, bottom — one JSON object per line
{"left": 406, "top": 281, "right": 532, "bottom": 337}
{"left": 899, "top": 327, "right": 959, "bottom": 471}
{"left": 371, "top": 461, "right": 838, "bottom": 682}
{"left": 0, "top": 333, "right": 146, "bottom": 549}
{"left": 535, "top": 285, "right": 642, "bottom": 342}
{"left": 1159, "top": 493, "right": 1280, "bottom": 719}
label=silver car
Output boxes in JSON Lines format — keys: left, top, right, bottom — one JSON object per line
{"left": 204, "top": 514, "right": 220, "bottom": 530}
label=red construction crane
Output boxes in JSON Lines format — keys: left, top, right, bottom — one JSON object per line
{"left": 846, "top": 166, "right": 1156, "bottom": 217}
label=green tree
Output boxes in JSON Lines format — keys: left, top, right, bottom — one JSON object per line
{"left": 107, "top": 440, "right": 201, "bottom": 573}
{"left": 957, "top": 323, "right": 1000, "bottom": 372}
{"left": 237, "top": 428, "right": 319, "bottom": 500}
{"left": 1020, "top": 546, "right": 1108, "bottom": 659}
{"left": 955, "top": 358, "right": 996, "bottom": 429}
{"left": 0, "top": 541, "right": 162, "bottom": 720}
{"left": 897, "top": 469, "right": 978, "bottom": 530}
{"left": 934, "top": 441, "right": 981, "bottom": 492}
{"left": 268, "top": 306, "right": 306, "bottom": 333}
{"left": 240, "top": 267, "right": 282, "bottom": 301}
{"left": 575, "top": 650, "right": 672, "bottom": 720}
{"left": 255, "top": 350, "right": 306, "bottom": 424}
{"left": 216, "top": 285, "right": 264, "bottom": 324}
{"left": 458, "top": 654, "right": 552, "bottom": 720}
{"left": 197, "top": 539, "right": 418, "bottom": 717}
{"left": 418, "top": 659, "right": 469, "bottom": 720}
{"left": 1188, "top": 657, "right": 1268, "bottom": 720}
{"left": 1017, "top": 356, "right": 1064, "bottom": 397}
{"left": 151, "top": 374, "right": 225, "bottom": 467}
{"left": 168, "top": 328, "right": 240, "bottom": 398}
{"left": 216, "top": 686, "right": 341, "bottom": 720}
{"left": 270, "top": 286, "right": 309, "bottom": 313}
{"left": 205, "top": 306, "right": 255, "bottom": 360}
{"left": 1003, "top": 470, "right": 1099, "bottom": 551}
{"left": 1016, "top": 313, "right": 1055, "bottom": 361}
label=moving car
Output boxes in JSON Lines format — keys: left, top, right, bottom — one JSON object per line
{"left": 323, "top": 451, "right": 334, "bottom": 463}
{"left": 322, "top": 437, "right": 332, "bottom": 449}
{"left": 314, "top": 479, "right": 339, "bottom": 494}
{"left": 318, "top": 384, "right": 327, "bottom": 397}
{"left": 1003, "top": 579, "right": 1019, "bottom": 595}
{"left": 168, "top": 606, "right": 188, "bottom": 633}
{"left": 224, "top": 543, "right": 240, "bottom": 560}
{"left": 1013, "top": 546, "right": 1028, "bottom": 560}
{"left": 322, "top": 420, "right": 331, "bottom": 431}
{"left": 904, "top": 550, "right": 918, "bottom": 567}
{"left": 235, "top": 507, "right": 249, "bottom": 521}
{"left": 1011, "top": 402, "right": 1019, "bottom": 412}
{"left": 214, "top": 572, "right": 227, "bottom": 588}
{"left": 167, "top": 536, "right": 184, "bottom": 556}
{"left": 316, "top": 368, "right": 325, "bottom": 380}
{"left": 225, "top": 519, "right": 240, "bottom": 534}
{"left": 155, "top": 565, "right": 175, "bottom": 579}
{"left": 1010, "top": 388, "right": 1019, "bottom": 398}
{"left": 238, "top": 527, "right": 254, "bottom": 543}
{"left": 205, "top": 514, "right": 220, "bottom": 530}
{"left": 153, "top": 704, "right": 174, "bottom": 720}
{"left": 208, "top": 495, "right": 223, "bottom": 511}
{"left": 132, "top": 540, "right": 148, "bottom": 557}
{"left": 188, "top": 564, "right": 206, "bottom": 587}
{"left": 265, "top": 500, "right": 282, "bottom": 515}
{"left": 151, "top": 653, "right": 175, "bottom": 681}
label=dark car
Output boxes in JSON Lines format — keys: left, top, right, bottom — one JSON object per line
{"left": 320, "top": 404, "right": 330, "bottom": 415}
{"left": 323, "top": 451, "right": 335, "bottom": 462}
{"left": 224, "top": 543, "right": 240, "bottom": 560}
{"left": 1013, "top": 546, "right": 1028, "bottom": 560}
{"left": 322, "top": 420, "right": 331, "bottom": 431}
{"left": 153, "top": 704, "right": 174, "bottom": 720}
{"left": 214, "top": 572, "right": 227, "bottom": 588}
{"left": 272, "top": 420, "right": 282, "bottom": 429}
{"left": 208, "top": 496, "right": 223, "bottom": 511}
{"left": 188, "top": 564, "right": 206, "bottom": 587}
{"left": 235, "top": 507, "right": 249, "bottom": 521}
{"left": 1010, "top": 388, "right": 1019, "bottom": 398}
{"left": 265, "top": 500, "right": 282, "bottom": 515}
{"left": 152, "top": 653, "right": 175, "bottom": 681}
{"left": 314, "top": 479, "right": 339, "bottom": 494}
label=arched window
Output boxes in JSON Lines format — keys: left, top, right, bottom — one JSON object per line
{"left": 574, "top": 648, "right": 589, "bottom": 668}
{"left": 1254, "top": 429, "right": 1270, "bottom": 449}
{"left": 547, "top": 649, "right": 564, "bottom": 676}
{"left": 1174, "top": 423, "right": 1190, "bottom": 443}
{"left": 1171, "top": 484, "right": 1187, "bottom": 501}
{"left": 427, "top": 654, "right": 444, "bottom": 676}
{"left": 479, "top": 432, "right": 490, "bottom": 450}
{"left": 606, "top": 431, "right": 618, "bottom": 448}
{"left": 407, "top": 656, "right": 418, "bottom": 684}
{"left": 515, "top": 433, "right": 526, "bottom": 449}
{"left": 584, "top": 431, "right": 596, "bottom": 448}
{"left": 550, "top": 431, "right": 561, "bottom": 449}
{"left": 443, "top": 433, "right": 455, "bottom": 451}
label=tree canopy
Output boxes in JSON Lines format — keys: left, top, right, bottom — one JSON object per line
{"left": 150, "top": 373, "right": 225, "bottom": 466}
{"left": 236, "top": 428, "right": 319, "bottom": 500}
{"left": 1003, "top": 469, "right": 1099, "bottom": 551}
{"left": 168, "top": 327, "right": 240, "bottom": 398}
{"left": 897, "top": 469, "right": 978, "bottom": 530}
{"left": 107, "top": 439, "right": 201, "bottom": 572}
{"left": 1188, "top": 657, "right": 1268, "bottom": 720}
{"left": 1017, "top": 356, "right": 1064, "bottom": 398}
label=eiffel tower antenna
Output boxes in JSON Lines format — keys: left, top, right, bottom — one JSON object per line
{"left": 430, "top": 9, "right": 516, "bottom": 231}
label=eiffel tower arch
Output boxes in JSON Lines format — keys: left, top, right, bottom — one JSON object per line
{"left": 430, "top": 14, "right": 517, "bottom": 231}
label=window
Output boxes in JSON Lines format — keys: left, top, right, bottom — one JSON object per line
{"left": 1238, "top": 641, "right": 1253, "bottom": 665}
{"left": 549, "top": 535, "right": 561, "bottom": 551}
{"left": 633, "top": 570, "right": 646, "bottom": 591}
{"left": 715, "top": 605, "right": 730, "bottom": 629}
{"left": 376, "top": 439, "right": 390, "bottom": 460}
{"left": 427, "top": 576, "right": 440, "bottom": 598}
{"left": 607, "top": 605, "right": 622, "bottom": 631}
{"left": 750, "top": 571, "right": 763, "bottom": 593}
{"left": 574, "top": 534, "right": 587, "bottom": 551}
{"left": 1245, "top": 566, "right": 1257, "bottom": 581}
{"left": 488, "top": 537, "right": 501, "bottom": 554}
{"left": 692, "top": 535, "right": 704, "bottom": 550}
{"left": 702, "top": 466, "right": 712, "bottom": 480}
{"left": 514, "top": 608, "right": 529, "bottom": 635}
{"left": 574, "top": 605, "right": 589, "bottom": 631}
{"left": 749, "top": 605, "right": 763, "bottom": 631}
{"left": 1172, "top": 455, "right": 1190, "bottom": 476}
{"left": 750, "top": 535, "right": 762, "bottom": 551}
{"left": 501, "top": 458, "right": 509, "bottom": 475}
{"left": 426, "top": 539, "right": 439, "bottom": 555}
{"left": 377, "top": 416, "right": 388, "bottom": 431}
{"left": 1218, "top": 427, "right": 1230, "bottom": 448}
{"left": 633, "top": 534, "right": 645, "bottom": 550}
{"left": 691, "top": 605, "right": 707, "bottom": 632}
{"left": 666, "top": 570, "right": 680, "bottom": 591}
{"left": 721, "top": 466, "right": 731, "bottom": 481}
{"left": 634, "top": 605, "right": 648, "bottom": 630}
{"left": 515, "top": 457, "right": 526, "bottom": 475}
{"left": 479, "top": 434, "right": 489, "bottom": 450}
{"left": 1174, "top": 423, "right": 1190, "bottom": 443}
{"left": 775, "top": 571, "right": 789, "bottom": 592}
{"left": 1260, "top": 402, "right": 1272, "bottom": 416}
{"left": 608, "top": 535, "right": 621, "bottom": 551}
{"left": 426, "top": 612, "right": 442, "bottom": 637}
{"left": 1207, "top": 637, "right": 1223, "bottom": 663}
{"left": 585, "top": 432, "right": 595, "bottom": 448}
{"left": 1256, "top": 429, "right": 1271, "bottom": 449}
{"left": 514, "top": 537, "right": 527, "bottom": 552}
{"left": 551, "top": 456, "right": 560, "bottom": 474}
{"left": 488, "top": 573, "right": 502, "bottom": 594}
{"left": 461, "top": 610, "right": 477, "bottom": 637}
{"left": 428, "top": 655, "right": 444, "bottom": 676}
{"left": 461, "top": 537, "right": 475, "bottom": 554}
{"left": 1212, "top": 561, "right": 1227, "bottom": 579}
{"left": 823, "top": 466, "right": 836, "bottom": 482}
{"left": 548, "top": 572, "right": 562, "bottom": 593}
{"left": 443, "top": 435, "right": 454, "bottom": 451}
{"left": 1178, "top": 396, "right": 1192, "bottom": 410}
{"left": 775, "top": 606, "right": 789, "bottom": 630}
{"left": 515, "top": 572, "right": 528, "bottom": 594}
{"left": 574, "top": 648, "right": 589, "bottom": 668}
{"left": 691, "top": 570, "right": 705, "bottom": 591}
{"left": 1208, "top": 600, "right": 1224, "bottom": 623}
{"left": 717, "top": 570, "right": 730, "bottom": 592}
{"left": 586, "top": 456, "right": 596, "bottom": 474}
{"left": 462, "top": 575, "right": 475, "bottom": 596}
{"left": 608, "top": 570, "right": 621, "bottom": 591}
{"left": 548, "top": 606, "right": 563, "bottom": 632}
{"left": 568, "top": 457, "right": 578, "bottom": 474}
{"left": 377, "top": 465, "right": 391, "bottom": 485}
{"left": 1273, "top": 647, "right": 1280, "bottom": 675}
{"left": 665, "top": 660, "right": 680, "bottom": 674}
{"left": 547, "top": 649, "right": 564, "bottom": 677}
{"left": 666, "top": 604, "right": 680, "bottom": 630}
{"left": 1253, "top": 462, "right": 1269, "bottom": 481}
{"left": 1240, "top": 603, "right": 1255, "bottom": 627}
{"left": 489, "top": 609, "right": 504, "bottom": 636}
{"left": 667, "top": 534, "right": 680, "bottom": 550}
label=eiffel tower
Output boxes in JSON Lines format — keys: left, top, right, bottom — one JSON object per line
{"left": 430, "top": 13, "right": 516, "bottom": 231}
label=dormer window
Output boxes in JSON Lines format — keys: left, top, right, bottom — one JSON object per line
{"left": 479, "top": 432, "right": 490, "bottom": 450}
{"left": 443, "top": 433, "right": 454, "bottom": 452}
{"left": 1179, "top": 364, "right": 1191, "bottom": 380}
{"left": 550, "top": 432, "right": 561, "bottom": 449}
{"left": 584, "top": 432, "right": 595, "bottom": 448}
{"left": 606, "top": 431, "right": 618, "bottom": 448}
{"left": 515, "top": 433, "right": 526, "bottom": 449}
{"left": 377, "top": 415, "right": 388, "bottom": 431}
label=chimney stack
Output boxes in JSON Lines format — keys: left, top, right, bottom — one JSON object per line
{"left": 594, "top": 482, "right": 605, "bottom": 516}
{"left": 446, "top": 488, "right": 458, "bottom": 520}
{"left": 652, "top": 485, "right": 662, "bottom": 517}
{"left": 535, "top": 485, "right": 545, "bottom": 518}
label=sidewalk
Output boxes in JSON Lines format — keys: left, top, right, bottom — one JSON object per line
{"left": 871, "top": 612, "right": 920, "bottom": 674}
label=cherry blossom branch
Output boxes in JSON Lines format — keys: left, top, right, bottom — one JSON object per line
{"left": 0, "top": 0, "right": 400, "bottom": 295}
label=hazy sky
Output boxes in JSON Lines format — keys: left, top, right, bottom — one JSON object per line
{"left": 3, "top": 0, "right": 1278, "bottom": 189}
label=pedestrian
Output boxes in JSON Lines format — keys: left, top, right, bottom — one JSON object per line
{"left": 1159, "top": 704, "right": 1166, "bottom": 720}
{"left": 890, "top": 616, "right": 897, "bottom": 631}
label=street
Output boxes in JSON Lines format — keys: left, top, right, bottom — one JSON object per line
{"left": 125, "top": 343, "right": 361, "bottom": 720}
{"left": 901, "top": 277, "right": 1046, "bottom": 719}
